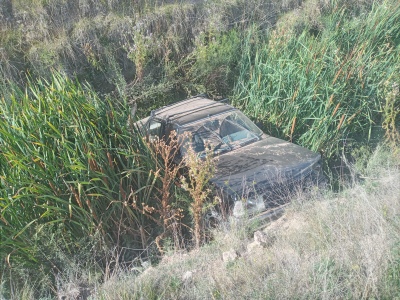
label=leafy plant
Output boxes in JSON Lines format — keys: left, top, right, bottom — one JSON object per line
{"left": 187, "top": 30, "right": 242, "bottom": 97}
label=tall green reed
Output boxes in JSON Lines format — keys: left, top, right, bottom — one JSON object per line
{"left": 234, "top": 0, "right": 400, "bottom": 157}
{"left": 0, "top": 74, "right": 159, "bottom": 266}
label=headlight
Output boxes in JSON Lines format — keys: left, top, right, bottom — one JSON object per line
{"left": 232, "top": 201, "right": 244, "bottom": 217}
{"left": 232, "top": 195, "right": 265, "bottom": 217}
{"left": 246, "top": 195, "right": 266, "bottom": 214}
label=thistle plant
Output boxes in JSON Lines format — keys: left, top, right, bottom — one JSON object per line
{"left": 180, "top": 145, "right": 216, "bottom": 249}
{"left": 130, "top": 131, "right": 186, "bottom": 253}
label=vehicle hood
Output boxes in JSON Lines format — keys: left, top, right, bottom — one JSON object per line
{"left": 210, "top": 136, "right": 321, "bottom": 195}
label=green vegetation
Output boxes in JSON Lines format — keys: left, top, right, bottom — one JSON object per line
{"left": 0, "top": 76, "right": 215, "bottom": 298}
{"left": 0, "top": 75, "right": 160, "bottom": 266}
{"left": 234, "top": 0, "right": 400, "bottom": 157}
{"left": 0, "top": 0, "right": 399, "bottom": 298}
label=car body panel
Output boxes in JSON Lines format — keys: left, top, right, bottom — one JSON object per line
{"left": 150, "top": 97, "right": 233, "bottom": 126}
{"left": 211, "top": 136, "right": 321, "bottom": 195}
{"left": 135, "top": 95, "right": 324, "bottom": 216}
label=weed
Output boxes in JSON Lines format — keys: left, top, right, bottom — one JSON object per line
{"left": 382, "top": 243, "right": 400, "bottom": 297}
{"left": 130, "top": 131, "right": 186, "bottom": 254}
{"left": 188, "top": 30, "right": 242, "bottom": 97}
{"left": 180, "top": 145, "right": 216, "bottom": 248}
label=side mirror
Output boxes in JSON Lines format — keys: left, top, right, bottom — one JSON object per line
{"left": 255, "top": 121, "right": 264, "bottom": 129}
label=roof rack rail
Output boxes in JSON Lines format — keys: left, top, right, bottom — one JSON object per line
{"left": 191, "top": 93, "right": 208, "bottom": 99}
{"left": 151, "top": 95, "right": 232, "bottom": 121}
{"left": 151, "top": 94, "right": 209, "bottom": 116}
{"left": 167, "top": 102, "right": 225, "bottom": 121}
{"left": 218, "top": 98, "right": 230, "bottom": 104}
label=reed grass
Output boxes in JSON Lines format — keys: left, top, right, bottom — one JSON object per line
{"left": 0, "top": 74, "right": 159, "bottom": 268}
{"left": 234, "top": 0, "right": 400, "bottom": 157}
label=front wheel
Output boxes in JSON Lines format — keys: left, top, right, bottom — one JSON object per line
{"left": 203, "top": 207, "right": 223, "bottom": 229}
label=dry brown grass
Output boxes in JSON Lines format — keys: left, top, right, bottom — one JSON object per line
{"left": 90, "top": 147, "right": 400, "bottom": 299}
{"left": 0, "top": 0, "right": 303, "bottom": 97}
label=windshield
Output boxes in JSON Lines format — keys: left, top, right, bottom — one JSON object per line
{"left": 177, "top": 110, "right": 263, "bottom": 158}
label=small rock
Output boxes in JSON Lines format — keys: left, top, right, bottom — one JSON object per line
{"left": 232, "top": 201, "right": 245, "bottom": 218}
{"left": 247, "top": 241, "right": 263, "bottom": 253}
{"left": 254, "top": 230, "right": 273, "bottom": 247}
{"left": 182, "top": 271, "right": 193, "bottom": 281}
{"left": 222, "top": 249, "right": 238, "bottom": 263}
{"left": 141, "top": 260, "right": 151, "bottom": 269}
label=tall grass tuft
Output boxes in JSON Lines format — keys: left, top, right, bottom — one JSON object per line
{"left": 0, "top": 74, "right": 159, "bottom": 271}
{"left": 234, "top": 0, "right": 400, "bottom": 157}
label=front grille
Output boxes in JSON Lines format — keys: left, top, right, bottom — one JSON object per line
{"left": 255, "top": 168, "right": 322, "bottom": 209}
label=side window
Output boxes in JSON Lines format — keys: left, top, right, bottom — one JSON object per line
{"left": 148, "top": 120, "right": 162, "bottom": 139}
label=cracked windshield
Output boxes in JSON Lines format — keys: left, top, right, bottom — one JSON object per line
{"left": 178, "top": 111, "right": 263, "bottom": 157}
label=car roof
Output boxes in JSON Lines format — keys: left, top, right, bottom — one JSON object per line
{"left": 151, "top": 96, "right": 235, "bottom": 126}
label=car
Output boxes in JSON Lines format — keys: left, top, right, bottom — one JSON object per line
{"left": 135, "top": 95, "right": 325, "bottom": 223}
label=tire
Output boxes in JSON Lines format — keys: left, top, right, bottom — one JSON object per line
{"left": 203, "top": 206, "right": 223, "bottom": 229}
